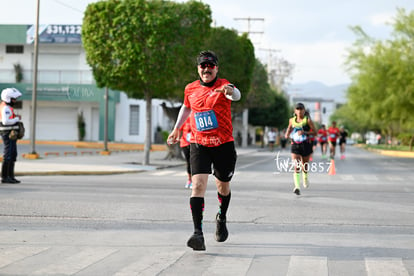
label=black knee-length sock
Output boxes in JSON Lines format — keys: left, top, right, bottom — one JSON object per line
{"left": 189, "top": 197, "right": 204, "bottom": 234}
{"left": 217, "top": 192, "right": 231, "bottom": 219}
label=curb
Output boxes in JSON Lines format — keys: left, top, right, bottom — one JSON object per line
{"left": 15, "top": 140, "right": 168, "bottom": 151}
{"left": 357, "top": 145, "right": 414, "bottom": 158}
{"left": 15, "top": 163, "right": 185, "bottom": 177}
{"left": 15, "top": 170, "right": 145, "bottom": 176}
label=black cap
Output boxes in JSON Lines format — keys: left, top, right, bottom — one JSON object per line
{"left": 197, "top": 51, "right": 218, "bottom": 65}
{"left": 295, "top": 102, "right": 305, "bottom": 109}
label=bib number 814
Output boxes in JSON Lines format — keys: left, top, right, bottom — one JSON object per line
{"left": 194, "top": 110, "right": 218, "bottom": 131}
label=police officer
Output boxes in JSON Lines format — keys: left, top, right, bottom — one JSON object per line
{"left": 0, "top": 88, "right": 22, "bottom": 183}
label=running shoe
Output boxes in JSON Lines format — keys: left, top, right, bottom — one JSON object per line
{"left": 340, "top": 155, "right": 345, "bottom": 160}
{"left": 293, "top": 188, "right": 301, "bottom": 195}
{"left": 187, "top": 231, "right": 206, "bottom": 251}
{"left": 185, "top": 180, "right": 192, "bottom": 189}
{"left": 215, "top": 213, "right": 228, "bottom": 242}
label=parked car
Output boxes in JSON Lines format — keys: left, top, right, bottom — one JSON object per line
{"left": 346, "top": 138, "right": 356, "bottom": 145}
{"left": 365, "top": 131, "right": 378, "bottom": 145}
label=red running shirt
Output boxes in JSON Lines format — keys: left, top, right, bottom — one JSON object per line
{"left": 308, "top": 128, "right": 316, "bottom": 142}
{"left": 317, "top": 129, "right": 328, "bottom": 143}
{"left": 327, "top": 127, "right": 340, "bottom": 142}
{"left": 183, "top": 79, "right": 234, "bottom": 147}
{"left": 179, "top": 118, "right": 192, "bottom": 148}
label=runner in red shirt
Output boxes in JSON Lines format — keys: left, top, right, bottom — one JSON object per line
{"left": 308, "top": 128, "right": 316, "bottom": 161}
{"left": 180, "top": 118, "right": 192, "bottom": 189}
{"left": 168, "top": 51, "right": 241, "bottom": 251}
{"left": 317, "top": 124, "right": 328, "bottom": 159}
{"left": 328, "top": 121, "right": 340, "bottom": 159}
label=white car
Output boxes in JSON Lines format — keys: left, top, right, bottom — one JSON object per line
{"left": 346, "top": 139, "right": 356, "bottom": 145}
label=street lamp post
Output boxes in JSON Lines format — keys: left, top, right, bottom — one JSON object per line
{"left": 104, "top": 87, "right": 108, "bottom": 152}
{"left": 29, "top": 0, "right": 40, "bottom": 158}
{"left": 100, "top": 86, "right": 110, "bottom": 155}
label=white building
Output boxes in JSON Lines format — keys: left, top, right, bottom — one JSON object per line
{"left": 0, "top": 24, "right": 173, "bottom": 143}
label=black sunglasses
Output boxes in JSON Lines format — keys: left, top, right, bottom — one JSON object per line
{"left": 199, "top": 63, "right": 216, "bottom": 69}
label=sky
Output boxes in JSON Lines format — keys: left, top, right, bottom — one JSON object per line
{"left": 1, "top": 0, "right": 414, "bottom": 86}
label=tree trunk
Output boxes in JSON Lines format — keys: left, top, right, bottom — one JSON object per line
{"left": 410, "top": 135, "right": 413, "bottom": 151}
{"left": 160, "top": 102, "right": 184, "bottom": 160}
{"left": 261, "top": 126, "right": 265, "bottom": 148}
{"left": 160, "top": 102, "right": 181, "bottom": 121}
{"left": 143, "top": 92, "right": 152, "bottom": 165}
{"left": 165, "top": 144, "right": 184, "bottom": 160}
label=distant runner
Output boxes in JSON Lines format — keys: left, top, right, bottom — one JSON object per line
{"left": 284, "top": 103, "right": 317, "bottom": 195}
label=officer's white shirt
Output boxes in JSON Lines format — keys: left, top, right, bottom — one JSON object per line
{"left": 1, "top": 105, "right": 19, "bottom": 125}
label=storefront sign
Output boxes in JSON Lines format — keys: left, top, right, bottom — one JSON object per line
{"left": 26, "top": 24, "right": 82, "bottom": 44}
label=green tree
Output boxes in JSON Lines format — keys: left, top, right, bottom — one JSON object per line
{"left": 345, "top": 8, "right": 414, "bottom": 149}
{"left": 249, "top": 90, "right": 290, "bottom": 147}
{"left": 330, "top": 103, "right": 371, "bottom": 141}
{"left": 82, "top": 0, "right": 211, "bottom": 164}
{"left": 202, "top": 27, "right": 255, "bottom": 111}
{"left": 247, "top": 58, "right": 290, "bottom": 146}
{"left": 245, "top": 59, "right": 275, "bottom": 108}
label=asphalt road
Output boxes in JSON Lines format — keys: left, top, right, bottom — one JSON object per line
{"left": 0, "top": 146, "right": 413, "bottom": 275}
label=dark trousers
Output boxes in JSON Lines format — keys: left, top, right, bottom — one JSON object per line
{"left": 2, "top": 133, "right": 17, "bottom": 162}
{"left": 2, "top": 133, "right": 18, "bottom": 182}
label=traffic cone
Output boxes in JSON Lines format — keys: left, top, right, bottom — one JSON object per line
{"left": 328, "top": 158, "right": 336, "bottom": 175}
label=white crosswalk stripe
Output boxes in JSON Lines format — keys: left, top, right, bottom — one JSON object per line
{"left": 287, "top": 256, "right": 328, "bottom": 276}
{"left": 151, "top": 170, "right": 176, "bottom": 176}
{"left": 0, "top": 247, "right": 49, "bottom": 269}
{"left": 363, "top": 175, "right": 379, "bottom": 181}
{"left": 340, "top": 175, "right": 355, "bottom": 181}
{"left": 203, "top": 252, "right": 254, "bottom": 275}
{"left": 173, "top": 172, "right": 187, "bottom": 177}
{"left": 0, "top": 247, "right": 412, "bottom": 275}
{"left": 31, "top": 247, "right": 117, "bottom": 275}
{"left": 365, "top": 258, "right": 409, "bottom": 276}
{"left": 147, "top": 170, "right": 410, "bottom": 185}
{"left": 114, "top": 250, "right": 186, "bottom": 276}
{"left": 386, "top": 176, "right": 404, "bottom": 181}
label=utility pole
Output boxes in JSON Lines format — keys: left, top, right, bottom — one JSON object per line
{"left": 258, "top": 48, "right": 294, "bottom": 93}
{"left": 233, "top": 17, "right": 265, "bottom": 148}
{"left": 28, "top": 0, "right": 40, "bottom": 159}
{"left": 258, "top": 48, "right": 280, "bottom": 86}
{"left": 234, "top": 17, "right": 264, "bottom": 44}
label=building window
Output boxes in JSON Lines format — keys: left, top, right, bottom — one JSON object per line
{"left": 6, "top": 45, "right": 24, "bottom": 54}
{"left": 129, "top": 105, "right": 140, "bottom": 135}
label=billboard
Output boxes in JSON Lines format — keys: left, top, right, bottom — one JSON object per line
{"left": 26, "top": 24, "right": 82, "bottom": 44}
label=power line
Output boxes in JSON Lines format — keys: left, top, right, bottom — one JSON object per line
{"left": 53, "top": 0, "right": 84, "bottom": 13}
{"left": 233, "top": 17, "right": 264, "bottom": 35}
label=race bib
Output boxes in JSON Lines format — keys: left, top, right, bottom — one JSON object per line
{"left": 330, "top": 134, "right": 336, "bottom": 138}
{"left": 194, "top": 110, "right": 218, "bottom": 131}
{"left": 321, "top": 136, "right": 327, "bottom": 141}
{"left": 291, "top": 127, "right": 306, "bottom": 143}
{"left": 186, "top": 132, "right": 191, "bottom": 142}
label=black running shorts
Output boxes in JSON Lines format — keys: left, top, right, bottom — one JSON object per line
{"left": 190, "top": 141, "right": 237, "bottom": 182}
{"left": 291, "top": 141, "right": 313, "bottom": 157}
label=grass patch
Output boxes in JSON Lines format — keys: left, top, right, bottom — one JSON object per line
{"left": 365, "top": 144, "right": 412, "bottom": 152}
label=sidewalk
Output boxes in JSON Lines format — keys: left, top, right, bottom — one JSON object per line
{"left": 15, "top": 150, "right": 184, "bottom": 176}
{"left": 14, "top": 145, "right": 259, "bottom": 176}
